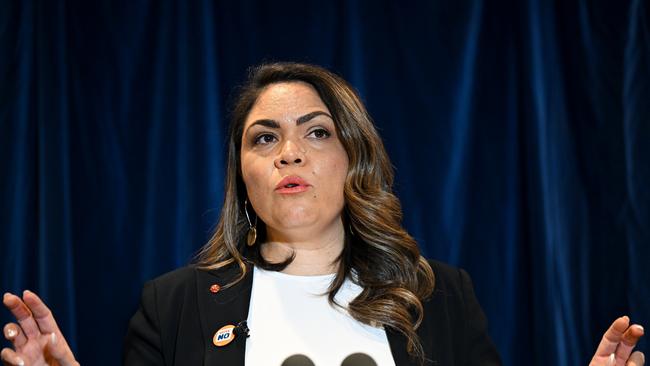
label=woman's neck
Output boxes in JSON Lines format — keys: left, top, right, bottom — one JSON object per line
{"left": 260, "top": 223, "right": 345, "bottom": 276}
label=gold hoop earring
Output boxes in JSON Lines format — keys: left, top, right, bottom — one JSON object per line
{"left": 244, "top": 199, "right": 257, "bottom": 246}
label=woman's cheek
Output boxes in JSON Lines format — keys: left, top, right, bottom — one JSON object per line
{"left": 241, "top": 158, "right": 266, "bottom": 205}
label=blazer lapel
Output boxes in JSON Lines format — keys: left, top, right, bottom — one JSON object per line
{"left": 386, "top": 327, "right": 418, "bottom": 366}
{"left": 196, "top": 263, "right": 254, "bottom": 366}
{"left": 387, "top": 313, "right": 438, "bottom": 366}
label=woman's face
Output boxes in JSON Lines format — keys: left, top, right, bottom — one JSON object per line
{"left": 240, "top": 81, "right": 349, "bottom": 240}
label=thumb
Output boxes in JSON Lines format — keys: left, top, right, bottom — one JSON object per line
{"left": 626, "top": 351, "right": 645, "bottom": 366}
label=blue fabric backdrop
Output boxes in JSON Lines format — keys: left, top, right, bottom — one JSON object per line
{"left": 1, "top": 1, "right": 648, "bottom": 365}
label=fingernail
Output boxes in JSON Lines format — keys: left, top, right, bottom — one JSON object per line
{"left": 17, "top": 357, "right": 25, "bottom": 366}
{"left": 6, "top": 327, "right": 17, "bottom": 338}
{"left": 635, "top": 324, "right": 644, "bottom": 332}
{"left": 51, "top": 332, "right": 57, "bottom": 345}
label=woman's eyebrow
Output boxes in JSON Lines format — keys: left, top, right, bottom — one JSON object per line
{"left": 247, "top": 110, "right": 333, "bottom": 131}
{"left": 248, "top": 119, "right": 279, "bottom": 130}
{"left": 296, "top": 111, "right": 332, "bottom": 125}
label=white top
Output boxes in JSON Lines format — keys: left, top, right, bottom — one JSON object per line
{"left": 245, "top": 266, "right": 396, "bottom": 366}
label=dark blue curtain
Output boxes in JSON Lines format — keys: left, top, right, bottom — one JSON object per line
{"left": 1, "top": 1, "right": 648, "bottom": 365}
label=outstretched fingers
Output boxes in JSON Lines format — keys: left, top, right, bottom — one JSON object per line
{"left": 21, "top": 290, "right": 60, "bottom": 336}
{"left": 3, "top": 291, "right": 79, "bottom": 366}
{"left": 593, "top": 316, "right": 630, "bottom": 359}
{"left": 2, "top": 293, "right": 41, "bottom": 339}
{"left": 616, "top": 325, "right": 645, "bottom": 366}
{"left": 591, "top": 316, "right": 645, "bottom": 366}
{"left": 21, "top": 291, "right": 78, "bottom": 365}
{"left": 0, "top": 347, "right": 25, "bottom": 366}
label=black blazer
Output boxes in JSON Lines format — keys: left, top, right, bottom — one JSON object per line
{"left": 123, "top": 260, "right": 502, "bottom": 365}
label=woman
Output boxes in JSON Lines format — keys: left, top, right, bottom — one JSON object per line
{"left": 2, "top": 63, "right": 645, "bottom": 366}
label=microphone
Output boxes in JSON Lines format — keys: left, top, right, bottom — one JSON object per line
{"left": 341, "top": 353, "right": 377, "bottom": 366}
{"left": 281, "top": 354, "right": 315, "bottom": 366}
{"left": 233, "top": 320, "right": 250, "bottom": 339}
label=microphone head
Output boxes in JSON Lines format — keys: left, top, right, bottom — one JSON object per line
{"left": 281, "top": 354, "right": 316, "bottom": 366}
{"left": 341, "top": 353, "right": 378, "bottom": 366}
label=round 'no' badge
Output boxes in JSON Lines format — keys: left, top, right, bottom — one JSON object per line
{"left": 213, "top": 324, "right": 236, "bottom": 347}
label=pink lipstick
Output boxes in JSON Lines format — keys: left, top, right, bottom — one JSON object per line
{"left": 275, "top": 176, "right": 311, "bottom": 194}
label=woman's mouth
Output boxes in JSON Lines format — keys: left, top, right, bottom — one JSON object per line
{"left": 275, "top": 176, "right": 311, "bottom": 194}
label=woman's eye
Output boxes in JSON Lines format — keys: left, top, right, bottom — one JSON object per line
{"left": 308, "top": 128, "right": 331, "bottom": 139}
{"left": 254, "top": 134, "right": 277, "bottom": 145}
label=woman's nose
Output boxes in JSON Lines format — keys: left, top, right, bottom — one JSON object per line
{"left": 274, "top": 141, "right": 305, "bottom": 168}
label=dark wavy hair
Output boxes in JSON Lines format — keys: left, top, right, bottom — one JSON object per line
{"left": 196, "top": 62, "right": 435, "bottom": 363}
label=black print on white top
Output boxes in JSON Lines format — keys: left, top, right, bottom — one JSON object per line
{"left": 280, "top": 353, "right": 377, "bottom": 366}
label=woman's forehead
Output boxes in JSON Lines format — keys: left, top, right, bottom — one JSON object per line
{"left": 245, "top": 82, "right": 330, "bottom": 125}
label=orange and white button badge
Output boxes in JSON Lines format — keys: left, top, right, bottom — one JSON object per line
{"left": 213, "top": 324, "right": 236, "bottom": 347}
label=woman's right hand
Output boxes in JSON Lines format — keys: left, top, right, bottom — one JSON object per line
{"left": 2, "top": 291, "right": 79, "bottom": 366}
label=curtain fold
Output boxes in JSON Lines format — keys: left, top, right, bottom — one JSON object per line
{"left": 624, "top": 0, "right": 650, "bottom": 339}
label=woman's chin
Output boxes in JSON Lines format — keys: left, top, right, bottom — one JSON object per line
{"left": 268, "top": 206, "right": 313, "bottom": 225}
{"left": 263, "top": 205, "right": 344, "bottom": 237}
{"left": 274, "top": 217, "right": 317, "bottom": 231}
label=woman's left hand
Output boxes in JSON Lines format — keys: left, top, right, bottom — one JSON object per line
{"left": 590, "top": 316, "right": 645, "bottom": 366}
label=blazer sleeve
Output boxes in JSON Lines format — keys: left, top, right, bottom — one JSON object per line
{"left": 123, "top": 281, "right": 165, "bottom": 365}
{"left": 459, "top": 268, "right": 502, "bottom": 365}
